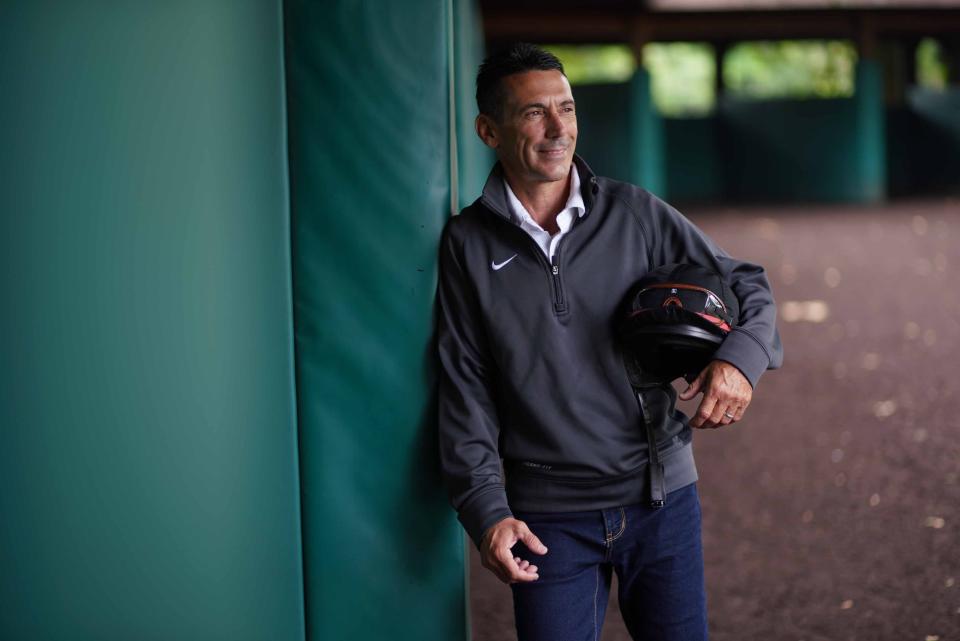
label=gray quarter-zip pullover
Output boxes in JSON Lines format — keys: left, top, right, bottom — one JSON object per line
{"left": 437, "top": 156, "right": 783, "bottom": 547}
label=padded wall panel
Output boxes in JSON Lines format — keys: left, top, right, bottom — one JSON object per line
{"left": 283, "top": 1, "right": 465, "bottom": 640}
{"left": 888, "top": 86, "right": 960, "bottom": 196}
{"left": 572, "top": 74, "right": 666, "bottom": 197}
{"left": 720, "top": 97, "right": 860, "bottom": 202}
{"left": 663, "top": 116, "right": 724, "bottom": 203}
{"left": 0, "top": 2, "right": 305, "bottom": 640}
{"left": 720, "top": 61, "right": 886, "bottom": 203}
{"left": 906, "top": 86, "right": 960, "bottom": 194}
{"left": 454, "top": 0, "right": 493, "bottom": 208}
{"left": 574, "top": 82, "right": 633, "bottom": 183}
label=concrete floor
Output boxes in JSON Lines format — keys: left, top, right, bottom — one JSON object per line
{"left": 469, "top": 197, "right": 960, "bottom": 641}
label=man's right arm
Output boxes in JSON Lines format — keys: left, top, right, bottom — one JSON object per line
{"left": 436, "top": 223, "right": 514, "bottom": 548}
{"left": 437, "top": 223, "right": 550, "bottom": 582}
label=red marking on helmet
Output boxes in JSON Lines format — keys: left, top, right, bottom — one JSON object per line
{"left": 697, "top": 313, "right": 731, "bottom": 332}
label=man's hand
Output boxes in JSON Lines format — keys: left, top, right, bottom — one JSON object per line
{"left": 679, "top": 360, "right": 752, "bottom": 429}
{"left": 480, "top": 517, "right": 548, "bottom": 585}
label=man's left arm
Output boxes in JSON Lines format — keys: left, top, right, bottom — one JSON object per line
{"left": 643, "top": 192, "right": 784, "bottom": 428}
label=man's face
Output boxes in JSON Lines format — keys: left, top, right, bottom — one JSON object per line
{"left": 479, "top": 69, "right": 578, "bottom": 188}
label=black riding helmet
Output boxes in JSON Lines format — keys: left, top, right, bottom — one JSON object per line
{"left": 617, "top": 263, "right": 740, "bottom": 385}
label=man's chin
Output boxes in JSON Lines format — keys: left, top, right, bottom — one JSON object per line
{"left": 548, "top": 165, "right": 572, "bottom": 182}
{"left": 535, "top": 160, "right": 572, "bottom": 182}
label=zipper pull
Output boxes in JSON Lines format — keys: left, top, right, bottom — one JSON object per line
{"left": 552, "top": 265, "right": 559, "bottom": 275}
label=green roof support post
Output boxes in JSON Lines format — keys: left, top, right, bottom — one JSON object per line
{"left": 855, "top": 19, "right": 888, "bottom": 204}
{"left": 628, "top": 67, "right": 667, "bottom": 198}
{"left": 854, "top": 58, "right": 887, "bottom": 203}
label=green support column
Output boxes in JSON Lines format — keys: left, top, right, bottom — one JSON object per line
{"left": 453, "top": 0, "right": 493, "bottom": 210}
{"left": 0, "top": 2, "right": 305, "bottom": 640}
{"left": 854, "top": 59, "right": 888, "bottom": 202}
{"left": 629, "top": 69, "right": 667, "bottom": 197}
{"left": 283, "top": 1, "right": 466, "bottom": 640}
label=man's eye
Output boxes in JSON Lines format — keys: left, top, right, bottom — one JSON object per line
{"left": 526, "top": 110, "right": 542, "bottom": 118}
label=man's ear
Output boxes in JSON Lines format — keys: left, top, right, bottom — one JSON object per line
{"left": 475, "top": 114, "right": 499, "bottom": 149}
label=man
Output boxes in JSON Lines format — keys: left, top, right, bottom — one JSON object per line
{"left": 436, "top": 43, "right": 782, "bottom": 641}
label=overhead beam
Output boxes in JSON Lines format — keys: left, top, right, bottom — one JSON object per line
{"left": 484, "top": 8, "right": 960, "bottom": 45}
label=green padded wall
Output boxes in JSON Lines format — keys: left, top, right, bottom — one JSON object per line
{"left": 283, "top": 1, "right": 466, "bottom": 640}
{"left": 568, "top": 72, "right": 666, "bottom": 196}
{"left": 888, "top": 86, "right": 960, "bottom": 196}
{"left": 718, "top": 59, "right": 886, "bottom": 203}
{"left": 0, "top": 2, "right": 305, "bottom": 640}
{"left": 576, "top": 63, "right": 896, "bottom": 204}
{"left": 663, "top": 116, "right": 723, "bottom": 203}
{"left": 906, "top": 86, "right": 960, "bottom": 193}
{"left": 572, "top": 82, "right": 634, "bottom": 183}
{"left": 454, "top": 0, "right": 494, "bottom": 208}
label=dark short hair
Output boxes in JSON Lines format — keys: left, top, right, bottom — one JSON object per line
{"left": 476, "top": 43, "right": 565, "bottom": 122}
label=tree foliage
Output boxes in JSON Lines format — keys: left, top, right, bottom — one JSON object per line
{"left": 544, "top": 39, "right": 950, "bottom": 117}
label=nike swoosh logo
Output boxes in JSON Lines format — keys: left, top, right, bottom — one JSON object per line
{"left": 491, "top": 254, "right": 518, "bottom": 271}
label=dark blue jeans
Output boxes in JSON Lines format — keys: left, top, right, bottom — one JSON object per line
{"left": 509, "top": 483, "right": 708, "bottom": 641}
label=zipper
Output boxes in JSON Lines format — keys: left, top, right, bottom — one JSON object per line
{"left": 550, "top": 253, "right": 566, "bottom": 314}
{"left": 511, "top": 229, "right": 565, "bottom": 314}
{"left": 480, "top": 176, "right": 597, "bottom": 318}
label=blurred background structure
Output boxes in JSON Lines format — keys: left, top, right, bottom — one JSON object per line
{"left": 0, "top": 1, "right": 957, "bottom": 641}
{"left": 485, "top": 0, "right": 960, "bottom": 203}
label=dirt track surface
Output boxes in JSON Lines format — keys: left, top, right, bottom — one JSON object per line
{"left": 470, "top": 198, "right": 960, "bottom": 641}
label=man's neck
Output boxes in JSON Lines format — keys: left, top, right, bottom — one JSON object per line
{"left": 503, "top": 169, "right": 571, "bottom": 235}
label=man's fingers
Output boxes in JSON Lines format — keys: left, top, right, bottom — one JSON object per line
{"left": 495, "top": 547, "right": 539, "bottom": 583}
{"left": 480, "top": 518, "right": 548, "bottom": 584}
{"left": 710, "top": 402, "right": 734, "bottom": 427}
{"left": 679, "top": 371, "right": 705, "bottom": 401}
{"left": 518, "top": 527, "right": 548, "bottom": 555}
{"left": 691, "top": 393, "right": 718, "bottom": 428}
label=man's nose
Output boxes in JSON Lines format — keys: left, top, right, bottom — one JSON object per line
{"left": 544, "top": 108, "right": 565, "bottom": 137}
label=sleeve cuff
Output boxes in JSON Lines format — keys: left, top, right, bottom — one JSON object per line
{"left": 457, "top": 487, "right": 513, "bottom": 549}
{"left": 712, "top": 328, "right": 772, "bottom": 389}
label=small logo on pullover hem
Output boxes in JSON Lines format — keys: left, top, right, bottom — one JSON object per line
{"left": 491, "top": 254, "right": 518, "bottom": 271}
{"left": 521, "top": 461, "right": 553, "bottom": 471}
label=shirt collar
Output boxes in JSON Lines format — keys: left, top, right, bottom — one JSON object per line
{"left": 502, "top": 164, "right": 586, "bottom": 227}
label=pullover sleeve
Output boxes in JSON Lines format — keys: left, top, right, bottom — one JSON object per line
{"left": 435, "top": 222, "right": 512, "bottom": 548}
{"left": 642, "top": 192, "right": 784, "bottom": 388}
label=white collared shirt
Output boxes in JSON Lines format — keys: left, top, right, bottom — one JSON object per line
{"left": 503, "top": 164, "right": 586, "bottom": 261}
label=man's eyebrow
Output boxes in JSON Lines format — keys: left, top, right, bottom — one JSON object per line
{"left": 517, "top": 99, "right": 576, "bottom": 112}
{"left": 517, "top": 101, "right": 548, "bottom": 112}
